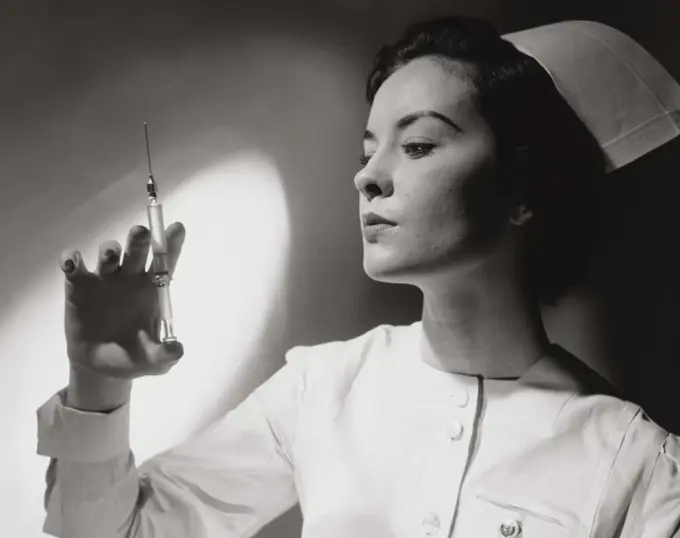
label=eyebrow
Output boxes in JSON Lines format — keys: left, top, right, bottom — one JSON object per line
{"left": 363, "top": 110, "right": 462, "bottom": 141}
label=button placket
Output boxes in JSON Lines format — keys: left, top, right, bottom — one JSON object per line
{"left": 412, "top": 377, "right": 479, "bottom": 538}
{"left": 446, "top": 384, "right": 471, "bottom": 442}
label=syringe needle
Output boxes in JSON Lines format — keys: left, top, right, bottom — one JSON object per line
{"left": 144, "top": 122, "right": 154, "bottom": 180}
{"left": 144, "top": 122, "right": 157, "bottom": 197}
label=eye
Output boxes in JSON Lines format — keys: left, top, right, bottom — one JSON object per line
{"left": 402, "top": 142, "right": 435, "bottom": 159}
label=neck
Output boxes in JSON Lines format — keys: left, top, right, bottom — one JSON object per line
{"left": 418, "top": 252, "right": 550, "bottom": 378}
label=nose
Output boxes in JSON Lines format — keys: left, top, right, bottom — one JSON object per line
{"left": 353, "top": 157, "right": 394, "bottom": 201}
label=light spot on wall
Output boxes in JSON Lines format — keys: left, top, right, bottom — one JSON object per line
{"left": 132, "top": 154, "right": 290, "bottom": 460}
{"left": 6, "top": 150, "right": 289, "bottom": 534}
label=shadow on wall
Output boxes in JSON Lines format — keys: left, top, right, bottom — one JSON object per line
{"left": 590, "top": 138, "right": 680, "bottom": 435}
{"left": 495, "top": 0, "right": 680, "bottom": 434}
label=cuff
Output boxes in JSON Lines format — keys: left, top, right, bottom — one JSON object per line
{"left": 36, "top": 387, "right": 131, "bottom": 463}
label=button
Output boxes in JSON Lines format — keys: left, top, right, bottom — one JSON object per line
{"left": 498, "top": 519, "right": 522, "bottom": 537}
{"left": 451, "top": 388, "right": 470, "bottom": 407}
{"left": 447, "top": 421, "right": 464, "bottom": 441}
{"left": 422, "top": 512, "right": 441, "bottom": 536}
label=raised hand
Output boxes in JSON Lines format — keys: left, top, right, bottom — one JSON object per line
{"left": 61, "top": 222, "right": 186, "bottom": 381}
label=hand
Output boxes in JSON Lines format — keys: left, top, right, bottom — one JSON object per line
{"left": 60, "top": 222, "right": 186, "bottom": 381}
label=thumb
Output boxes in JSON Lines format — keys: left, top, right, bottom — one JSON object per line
{"left": 137, "top": 329, "right": 185, "bottom": 374}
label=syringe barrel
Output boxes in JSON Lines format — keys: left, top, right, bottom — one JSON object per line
{"left": 147, "top": 199, "right": 167, "bottom": 253}
{"left": 147, "top": 199, "right": 170, "bottom": 277}
{"left": 157, "top": 283, "right": 173, "bottom": 323}
{"left": 147, "top": 197, "right": 177, "bottom": 342}
{"left": 152, "top": 252, "right": 170, "bottom": 280}
{"left": 157, "top": 283, "right": 176, "bottom": 342}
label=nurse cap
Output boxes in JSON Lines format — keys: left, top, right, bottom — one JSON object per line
{"left": 502, "top": 21, "right": 680, "bottom": 172}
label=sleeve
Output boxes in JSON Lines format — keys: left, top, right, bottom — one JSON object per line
{"left": 628, "top": 432, "right": 680, "bottom": 538}
{"left": 36, "top": 350, "right": 308, "bottom": 538}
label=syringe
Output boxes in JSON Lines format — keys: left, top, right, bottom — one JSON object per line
{"left": 144, "top": 122, "right": 177, "bottom": 343}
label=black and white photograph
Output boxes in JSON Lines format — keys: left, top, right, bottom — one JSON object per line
{"left": 1, "top": 0, "right": 679, "bottom": 536}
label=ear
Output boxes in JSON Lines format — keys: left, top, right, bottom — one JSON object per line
{"left": 509, "top": 202, "right": 534, "bottom": 226}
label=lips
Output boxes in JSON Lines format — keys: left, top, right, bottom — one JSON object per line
{"left": 361, "top": 212, "right": 397, "bottom": 227}
{"left": 361, "top": 212, "right": 397, "bottom": 242}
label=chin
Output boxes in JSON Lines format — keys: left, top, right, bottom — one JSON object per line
{"left": 362, "top": 246, "right": 486, "bottom": 286}
{"left": 364, "top": 266, "right": 410, "bottom": 284}
{"left": 362, "top": 253, "right": 430, "bottom": 285}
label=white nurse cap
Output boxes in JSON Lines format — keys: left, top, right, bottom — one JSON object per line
{"left": 502, "top": 21, "right": 680, "bottom": 172}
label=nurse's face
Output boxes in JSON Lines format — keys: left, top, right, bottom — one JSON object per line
{"left": 355, "top": 56, "right": 512, "bottom": 285}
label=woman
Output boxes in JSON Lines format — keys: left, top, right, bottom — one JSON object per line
{"left": 38, "top": 15, "right": 680, "bottom": 538}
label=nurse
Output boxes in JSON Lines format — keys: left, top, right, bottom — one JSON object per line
{"left": 38, "top": 15, "right": 680, "bottom": 538}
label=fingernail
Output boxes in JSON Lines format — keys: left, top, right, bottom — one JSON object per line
{"left": 163, "top": 341, "right": 184, "bottom": 357}
{"left": 105, "top": 249, "right": 119, "bottom": 263}
{"left": 132, "top": 235, "right": 148, "bottom": 247}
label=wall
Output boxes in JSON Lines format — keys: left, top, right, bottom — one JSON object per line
{"left": 0, "top": 0, "right": 677, "bottom": 536}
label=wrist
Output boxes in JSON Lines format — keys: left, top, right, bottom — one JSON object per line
{"left": 67, "top": 363, "right": 132, "bottom": 412}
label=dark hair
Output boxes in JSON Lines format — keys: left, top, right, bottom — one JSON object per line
{"left": 366, "top": 15, "right": 606, "bottom": 306}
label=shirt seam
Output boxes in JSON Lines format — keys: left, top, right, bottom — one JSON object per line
{"left": 550, "top": 392, "right": 577, "bottom": 430}
{"left": 285, "top": 348, "right": 310, "bottom": 468}
{"left": 252, "top": 389, "right": 296, "bottom": 472}
{"left": 626, "top": 444, "right": 664, "bottom": 538}
{"left": 587, "top": 404, "right": 643, "bottom": 538}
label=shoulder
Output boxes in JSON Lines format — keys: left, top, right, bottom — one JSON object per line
{"left": 619, "top": 408, "right": 680, "bottom": 481}
{"left": 538, "top": 345, "right": 676, "bottom": 472}
{"left": 282, "top": 322, "right": 419, "bottom": 395}
{"left": 555, "top": 371, "right": 672, "bottom": 464}
{"left": 551, "top": 349, "right": 680, "bottom": 513}
{"left": 603, "top": 412, "right": 680, "bottom": 536}
{"left": 284, "top": 322, "right": 418, "bottom": 375}
{"left": 523, "top": 346, "right": 680, "bottom": 533}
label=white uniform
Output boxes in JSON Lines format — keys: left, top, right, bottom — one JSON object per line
{"left": 37, "top": 323, "right": 680, "bottom": 538}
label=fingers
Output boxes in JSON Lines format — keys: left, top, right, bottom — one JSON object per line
{"left": 61, "top": 221, "right": 185, "bottom": 281}
{"left": 96, "top": 240, "right": 123, "bottom": 276}
{"left": 144, "top": 314, "right": 162, "bottom": 346}
{"left": 89, "top": 332, "right": 184, "bottom": 379}
{"left": 165, "top": 222, "right": 186, "bottom": 278}
{"left": 137, "top": 329, "right": 184, "bottom": 375}
{"left": 120, "top": 225, "right": 151, "bottom": 276}
{"left": 59, "top": 249, "right": 90, "bottom": 280}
